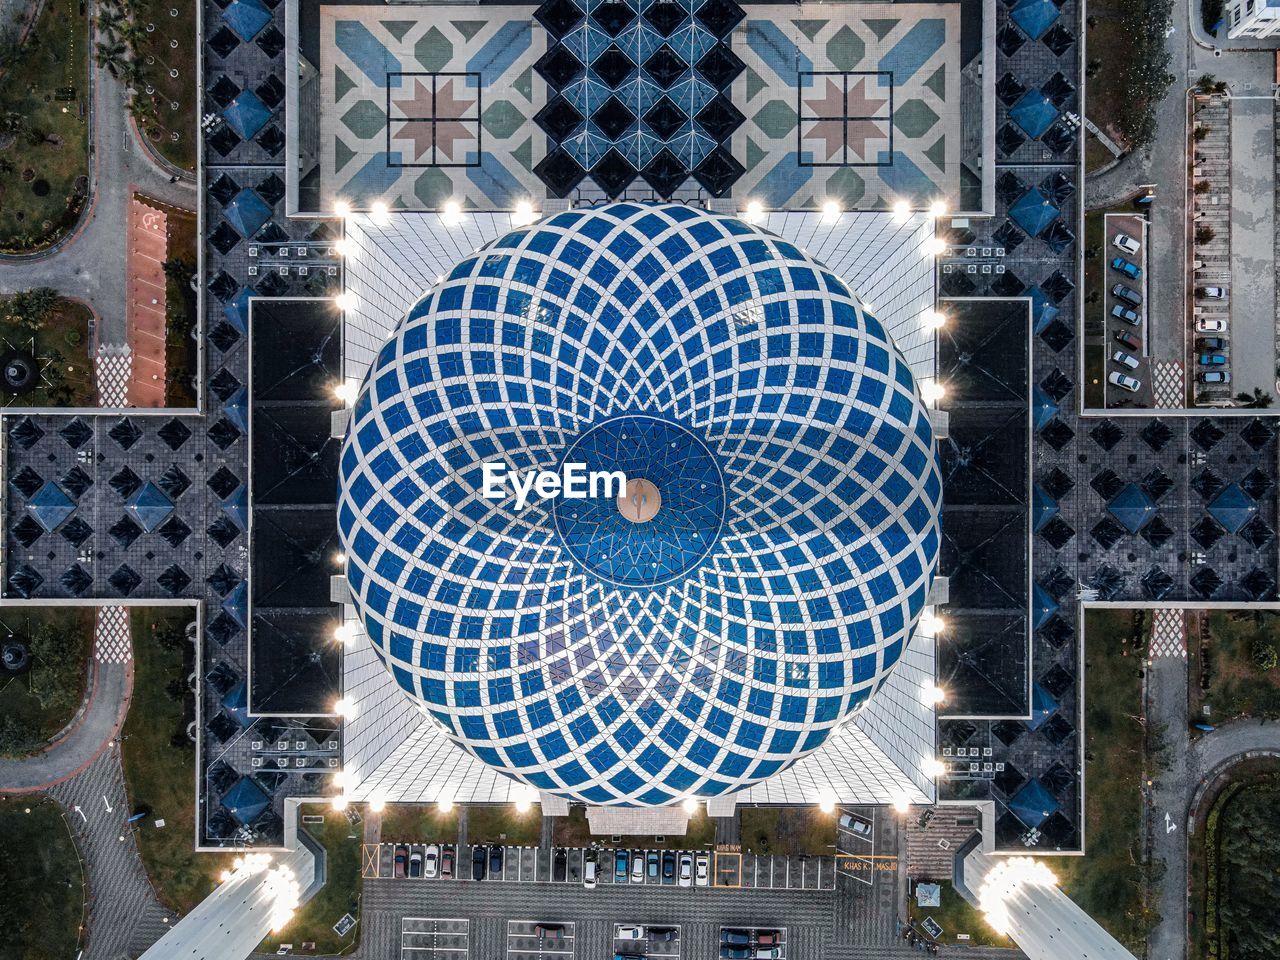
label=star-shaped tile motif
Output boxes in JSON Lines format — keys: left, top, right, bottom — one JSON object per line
{"left": 391, "top": 79, "right": 477, "bottom": 161}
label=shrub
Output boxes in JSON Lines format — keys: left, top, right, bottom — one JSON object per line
{"left": 8, "top": 287, "right": 60, "bottom": 331}
{"left": 1195, "top": 226, "right": 1216, "bottom": 245}
{"left": 1252, "top": 640, "right": 1278, "bottom": 671}
{"left": 1195, "top": 180, "right": 1210, "bottom": 194}
{"left": 1201, "top": 0, "right": 1224, "bottom": 33}
{"left": 1193, "top": 126, "right": 1209, "bottom": 142}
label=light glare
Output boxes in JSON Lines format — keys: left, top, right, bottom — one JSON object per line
{"left": 821, "top": 200, "right": 841, "bottom": 223}
{"left": 743, "top": 200, "right": 764, "bottom": 224}
{"left": 512, "top": 200, "right": 537, "bottom": 226}
{"left": 370, "top": 201, "right": 391, "bottom": 225}
{"left": 442, "top": 200, "right": 464, "bottom": 226}
{"left": 892, "top": 199, "right": 911, "bottom": 223}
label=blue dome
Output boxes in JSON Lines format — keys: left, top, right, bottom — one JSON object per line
{"left": 338, "top": 202, "right": 942, "bottom": 806}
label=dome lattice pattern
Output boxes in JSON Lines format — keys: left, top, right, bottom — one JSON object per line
{"left": 338, "top": 202, "right": 942, "bottom": 805}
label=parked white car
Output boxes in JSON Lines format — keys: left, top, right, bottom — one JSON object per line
{"left": 617, "top": 926, "right": 646, "bottom": 941}
{"left": 1112, "top": 232, "right": 1140, "bottom": 255}
{"left": 695, "top": 852, "right": 710, "bottom": 886}
{"left": 423, "top": 844, "right": 439, "bottom": 879}
{"left": 1196, "top": 318, "right": 1227, "bottom": 334}
{"left": 1108, "top": 371, "right": 1141, "bottom": 393}
{"left": 1111, "top": 350, "right": 1140, "bottom": 370}
{"left": 1201, "top": 286, "right": 1226, "bottom": 299}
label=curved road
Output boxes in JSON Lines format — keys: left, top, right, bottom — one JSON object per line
{"left": 0, "top": 15, "right": 197, "bottom": 345}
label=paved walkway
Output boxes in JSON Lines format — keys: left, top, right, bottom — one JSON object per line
{"left": 0, "top": 31, "right": 195, "bottom": 345}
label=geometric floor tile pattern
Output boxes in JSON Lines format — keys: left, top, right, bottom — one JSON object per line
{"left": 95, "top": 605, "right": 132, "bottom": 663}
{"left": 1149, "top": 608, "right": 1185, "bottom": 661}
{"left": 1152, "top": 359, "right": 1184, "bottom": 409}
{"left": 95, "top": 344, "right": 132, "bottom": 408}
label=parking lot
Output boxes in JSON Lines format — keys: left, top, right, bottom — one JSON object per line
{"left": 401, "top": 917, "right": 469, "bottom": 960}
{"left": 507, "top": 920, "right": 575, "bottom": 960}
{"left": 612, "top": 922, "right": 681, "bottom": 958}
{"left": 368, "top": 843, "right": 839, "bottom": 891}
{"left": 1102, "top": 212, "right": 1153, "bottom": 407}
{"left": 720, "top": 925, "right": 788, "bottom": 959}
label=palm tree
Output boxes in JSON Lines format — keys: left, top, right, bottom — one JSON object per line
{"left": 1235, "top": 388, "right": 1273, "bottom": 409}
{"left": 94, "top": 7, "right": 124, "bottom": 40}
{"left": 94, "top": 40, "right": 129, "bottom": 78}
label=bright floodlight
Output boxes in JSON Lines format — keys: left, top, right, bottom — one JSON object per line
{"left": 926, "top": 236, "right": 947, "bottom": 256}
{"left": 921, "top": 381, "right": 946, "bottom": 403}
{"left": 333, "top": 200, "right": 351, "bottom": 218}
{"left": 370, "top": 201, "right": 391, "bottom": 225}
{"left": 891, "top": 793, "right": 911, "bottom": 814}
{"left": 925, "top": 309, "right": 947, "bottom": 329}
{"left": 922, "top": 683, "right": 947, "bottom": 706}
{"left": 817, "top": 792, "right": 837, "bottom": 814}
{"left": 442, "top": 200, "right": 464, "bottom": 226}
{"left": 333, "top": 381, "right": 357, "bottom": 405}
{"left": 892, "top": 199, "right": 911, "bottom": 223}
{"left": 334, "top": 292, "right": 357, "bottom": 312}
{"left": 512, "top": 200, "right": 537, "bottom": 226}
{"left": 333, "top": 622, "right": 357, "bottom": 646}
{"left": 923, "top": 757, "right": 946, "bottom": 778}
{"left": 743, "top": 200, "right": 764, "bottom": 224}
{"left": 332, "top": 238, "right": 351, "bottom": 257}
{"left": 929, "top": 199, "right": 948, "bottom": 218}
{"left": 438, "top": 798, "right": 455, "bottom": 813}
{"left": 368, "top": 794, "right": 386, "bottom": 813}
{"left": 821, "top": 200, "right": 841, "bottom": 223}
{"left": 334, "top": 697, "right": 355, "bottom": 719}
{"left": 682, "top": 797, "right": 699, "bottom": 814}
{"left": 977, "top": 857, "right": 1058, "bottom": 935}
{"left": 515, "top": 797, "right": 532, "bottom": 813}
{"left": 922, "top": 614, "right": 946, "bottom": 636}
{"left": 330, "top": 794, "right": 349, "bottom": 811}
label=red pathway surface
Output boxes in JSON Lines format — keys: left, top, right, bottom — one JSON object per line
{"left": 126, "top": 194, "right": 168, "bottom": 407}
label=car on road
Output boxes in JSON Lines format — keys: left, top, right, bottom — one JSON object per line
{"left": 1110, "top": 256, "right": 1141, "bottom": 279}
{"left": 1197, "top": 318, "right": 1227, "bottom": 334}
{"left": 614, "top": 850, "right": 629, "bottom": 882}
{"left": 721, "top": 949, "right": 752, "bottom": 960}
{"left": 1113, "top": 330, "right": 1141, "bottom": 352}
{"left": 394, "top": 845, "right": 409, "bottom": 879}
{"left": 662, "top": 850, "right": 676, "bottom": 883}
{"left": 583, "top": 858, "right": 597, "bottom": 889}
{"left": 631, "top": 851, "right": 645, "bottom": 883}
{"left": 647, "top": 850, "right": 660, "bottom": 879}
{"left": 1200, "top": 286, "right": 1226, "bottom": 299}
{"left": 1113, "top": 232, "right": 1140, "bottom": 255}
{"left": 1198, "top": 353, "right": 1227, "bottom": 366}
{"left": 472, "top": 845, "right": 487, "bottom": 881}
{"left": 1108, "top": 371, "right": 1141, "bottom": 393}
{"left": 679, "top": 853, "right": 694, "bottom": 887}
{"left": 553, "top": 849, "right": 567, "bottom": 882}
{"left": 618, "top": 925, "right": 645, "bottom": 940}
{"left": 1197, "top": 337, "right": 1227, "bottom": 351}
{"left": 695, "top": 852, "right": 710, "bottom": 886}
{"left": 441, "top": 845, "right": 455, "bottom": 879}
{"left": 489, "top": 846, "right": 504, "bottom": 875}
{"left": 1111, "top": 350, "right": 1139, "bottom": 371}
{"left": 1111, "top": 304, "right": 1140, "bottom": 325}
{"left": 1111, "top": 283, "right": 1143, "bottom": 306}
{"left": 408, "top": 849, "right": 423, "bottom": 878}
{"left": 423, "top": 844, "right": 439, "bottom": 879}
{"left": 1198, "top": 371, "right": 1231, "bottom": 384}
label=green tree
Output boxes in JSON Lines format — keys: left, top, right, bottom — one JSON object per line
{"left": 1252, "top": 639, "right": 1278, "bottom": 671}
{"left": 9, "top": 287, "right": 60, "bottom": 331}
{"left": 94, "top": 39, "right": 129, "bottom": 78}
{"left": 26, "top": 621, "right": 86, "bottom": 715}
{"left": 1219, "top": 780, "right": 1280, "bottom": 958}
{"left": 1236, "top": 388, "right": 1273, "bottom": 409}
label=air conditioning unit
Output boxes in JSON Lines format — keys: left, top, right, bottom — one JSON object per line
{"left": 247, "top": 265, "right": 258, "bottom": 276}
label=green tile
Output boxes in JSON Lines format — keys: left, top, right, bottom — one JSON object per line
{"left": 893, "top": 99, "right": 939, "bottom": 138}
{"left": 924, "top": 64, "right": 945, "bottom": 100}
{"left": 792, "top": 19, "right": 826, "bottom": 41}
{"left": 829, "top": 167, "right": 865, "bottom": 206}
{"left": 826, "top": 25, "right": 864, "bottom": 71}
{"left": 753, "top": 100, "right": 797, "bottom": 140}
{"left": 383, "top": 20, "right": 415, "bottom": 41}
{"left": 416, "top": 27, "right": 454, "bottom": 73}
{"left": 482, "top": 100, "right": 525, "bottom": 139}
{"left": 744, "top": 66, "right": 766, "bottom": 102}
{"left": 334, "top": 137, "right": 356, "bottom": 174}
{"left": 341, "top": 99, "right": 387, "bottom": 140}
{"left": 513, "top": 67, "right": 533, "bottom": 103}
{"left": 864, "top": 18, "right": 898, "bottom": 41}
{"left": 746, "top": 137, "right": 765, "bottom": 171}
{"left": 415, "top": 167, "right": 454, "bottom": 207}
{"left": 334, "top": 66, "right": 356, "bottom": 103}
{"left": 452, "top": 20, "right": 486, "bottom": 41}
{"left": 512, "top": 136, "right": 533, "bottom": 172}
{"left": 924, "top": 134, "right": 946, "bottom": 170}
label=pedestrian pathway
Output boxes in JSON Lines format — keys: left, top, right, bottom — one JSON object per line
{"left": 95, "top": 605, "right": 132, "bottom": 663}
{"left": 1152, "top": 360, "right": 1185, "bottom": 409}
{"left": 1149, "top": 608, "right": 1186, "bottom": 660}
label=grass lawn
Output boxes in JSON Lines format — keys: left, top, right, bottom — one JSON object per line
{"left": 0, "top": 295, "right": 95, "bottom": 405}
{"left": 740, "top": 806, "right": 837, "bottom": 856}
{"left": 553, "top": 806, "right": 716, "bottom": 849}
{"left": 129, "top": 0, "right": 197, "bottom": 170}
{"left": 1189, "top": 758, "right": 1280, "bottom": 959}
{"left": 379, "top": 803, "right": 459, "bottom": 843}
{"left": 1192, "top": 611, "right": 1280, "bottom": 723}
{"left": 467, "top": 804, "right": 543, "bottom": 845}
{"left": 121, "top": 607, "right": 229, "bottom": 915}
{"left": 0, "top": 0, "right": 90, "bottom": 252}
{"left": 1085, "top": 132, "right": 1117, "bottom": 174}
{"left": 0, "top": 795, "right": 86, "bottom": 959}
{"left": 0, "top": 607, "right": 95, "bottom": 757}
{"left": 1084, "top": 0, "right": 1174, "bottom": 154}
{"left": 261, "top": 804, "right": 363, "bottom": 956}
{"left": 1081, "top": 210, "right": 1105, "bottom": 408}
{"left": 1053, "top": 608, "right": 1154, "bottom": 952}
{"left": 912, "top": 880, "right": 1012, "bottom": 948}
